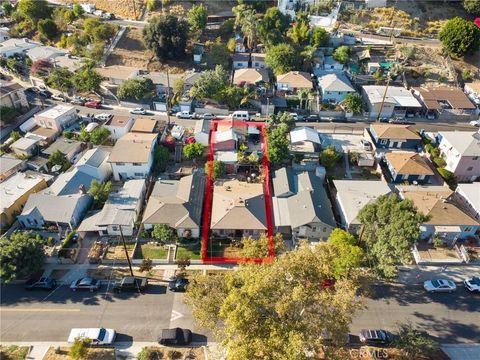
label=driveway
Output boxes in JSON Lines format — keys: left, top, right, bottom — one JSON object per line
{"left": 319, "top": 133, "right": 366, "bottom": 153}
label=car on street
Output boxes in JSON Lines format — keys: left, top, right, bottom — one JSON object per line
{"left": 469, "top": 120, "right": 480, "bottom": 127}
{"left": 158, "top": 328, "right": 192, "bottom": 346}
{"left": 304, "top": 114, "right": 320, "bottom": 122}
{"left": 112, "top": 276, "right": 148, "bottom": 293}
{"left": 70, "top": 277, "right": 101, "bottom": 292}
{"left": 168, "top": 278, "right": 189, "bottom": 292}
{"left": 464, "top": 276, "right": 480, "bottom": 292}
{"left": 389, "top": 118, "right": 415, "bottom": 125}
{"left": 359, "top": 329, "right": 394, "bottom": 345}
{"left": 93, "top": 113, "right": 113, "bottom": 121}
{"left": 130, "top": 107, "right": 147, "bottom": 115}
{"left": 70, "top": 98, "right": 86, "bottom": 106}
{"left": 25, "top": 87, "right": 40, "bottom": 95}
{"left": 24, "top": 276, "right": 57, "bottom": 290}
{"left": 176, "top": 111, "right": 196, "bottom": 119}
{"left": 39, "top": 90, "right": 52, "bottom": 98}
{"left": 85, "top": 100, "right": 102, "bottom": 109}
{"left": 68, "top": 328, "right": 116, "bottom": 345}
{"left": 361, "top": 139, "right": 373, "bottom": 151}
{"left": 200, "top": 113, "right": 215, "bottom": 120}
{"left": 51, "top": 94, "right": 69, "bottom": 102}
{"left": 289, "top": 112, "right": 304, "bottom": 121}
{"left": 423, "top": 279, "right": 456, "bottom": 293}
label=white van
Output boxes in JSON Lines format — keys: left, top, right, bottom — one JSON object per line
{"left": 230, "top": 111, "right": 250, "bottom": 121}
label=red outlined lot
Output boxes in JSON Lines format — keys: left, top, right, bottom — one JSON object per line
{"left": 201, "top": 119, "right": 274, "bottom": 264}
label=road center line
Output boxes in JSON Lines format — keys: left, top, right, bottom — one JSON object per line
{"left": 0, "top": 308, "right": 81, "bottom": 312}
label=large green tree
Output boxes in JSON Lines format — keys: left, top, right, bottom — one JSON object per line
{"left": 206, "top": 160, "right": 226, "bottom": 181}
{"left": 117, "top": 78, "right": 155, "bottom": 101}
{"left": 267, "top": 111, "right": 296, "bottom": 133}
{"left": 90, "top": 127, "right": 111, "bottom": 145}
{"left": 343, "top": 93, "right": 363, "bottom": 114}
{"left": 290, "top": 20, "right": 310, "bottom": 46}
{"left": 187, "top": 3, "right": 207, "bottom": 33}
{"left": 38, "top": 19, "right": 58, "bottom": 40}
{"left": 72, "top": 66, "right": 103, "bottom": 92}
{"left": 265, "top": 43, "right": 299, "bottom": 75}
{"left": 143, "top": 15, "right": 189, "bottom": 60}
{"left": 332, "top": 45, "right": 350, "bottom": 64}
{"left": 327, "top": 229, "right": 364, "bottom": 278}
{"left": 257, "top": 7, "right": 290, "bottom": 46}
{"left": 0, "top": 231, "right": 45, "bottom": 283}
{"left": 394, "top": 322, "right": 438, "bottom": 360}
{"left": 17, "top": 0, "right": 50, "bottom": 23}
{"left": 48, "top": 150, "right": 71, "bottom": 171}
{"left": 189, "top": 65, "right": 229, "bottom": 101}
{"left": 463, "top": 0, "right": 480, "bottom": 15}
{"left": 233, "top": 5, "right": 258, "bottom": 50}
{"left": 184, "top": 242, "right": 364, "bottom": 359}
{"left": 358, "top": 194, "right": 427, "bottom": 278}
{"left": 439, "top": 17, "right": 480, "bottom": 57}
{"left": 320, "top": 145, "right": 342, "bottom": 169}
{"left": 240, "top": 233, "right": 286, "bottom": 258}
{"left": 45, "top": 67, "right": 73, "bottom": 92}
{"left": 152, "top": 224, "right": 175, "bottom": 242}
{"left": 206, "top": 42, "right": 231, "bottom": 70}
{"left": 266, "top": 126, "right": 290, "bottom": 165}
{"left": 88, "top": 180, "right": 112, "bottom": 209}
{"left": 311, "top": 27, "right": 329, "bottom": 48}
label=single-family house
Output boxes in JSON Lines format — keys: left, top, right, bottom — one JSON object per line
{"left": 34, "top": 104, "right": 78, "bottom": 132}
{"left": 96, "top": 66, "right": 139, "bottom": 86}
{"left": 454, "top": 183, "right": 480, "bottom": 221}
{"left": 0, "top": 38, "right": 40, "bottom": 58}
{"left": 211, "top": 179, "right": 268, "bottom": 238}
{"left": 362, "top": 85, "right": 422, "bottom": 119}
{"left": 0, "top": 172, "right": 51, "bottom": 227}
{"left": 194, "top": 119, "right": 210, "bottom": 147}
{"left": 74, "top": 147, "right": 112, "bottom": 182}
{"left": 53, "top": 54, "right": 83, "bottom": 72}
{"left": 130, "top": 118, "right": 158, "bottom": 133}
{"left": 276, "top": 71, "right": 313, "bottom": 93}
{"left": 318, "top": 73, "right": 355, "bottom": 103}
{"left": 384, "top": 152, "right": 434, "bottom": 184}
{"left": 233, "top": 53, "right": 250, "bottom": 69}
{"left": 438, "top": 130, "right": 480, "bottom": 182}
{"left": 0, "top": 82, "right": 28, "bottom": 110}
{"left": 104, "top": 115, "right": 135, "bottom": 140}
{"left": 412, "top": 87, "right": 476, "bottom": 120}
{"left": 398, "top": 185, "right": 480, "bottom": 243}
{"left": 233, "top": 68, "right": 269, "bottom": 86}
{"left": 333, "top": 179, "right": 391, "bottom": 233}
{"left": 142, "top": 171, "right": 206, "bottom": 238}
{"left": 0, "top": 154, "right": 25, "bottom": 182}
{"left": 289, "top": 127, "right": 321, "bottom": 159}
{"left": 78, "top": 179, "right": 146, "bottom": 237}
{"left": 251, "top": 53, "right": 267, "bottom": 69}
{"left": 26, "top": 156, "right": 49, "bottom": 173}
{"left": 108, "top": 132, "right": 158, "bottom": 181}
{"left": 368, "top": 124, "right": 422, "bottom": 150}
{"left": 272, "top": 169, "right": 336, "bottom": 241}
{"left": 464, "top": 81, "right": 480, "bottom": 107}
{"left": 26, "top": 45, "right": 67, "bottom": 62}
{"left": 10, "top": 137, "right": 39, "bottom": 156}
{"left": 42, "top": 137, "right": 83, "bottom": 162}
{"left": 214, "top": 128, "right": 238, "bottom": 151}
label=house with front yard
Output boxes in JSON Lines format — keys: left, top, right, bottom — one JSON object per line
{"left": 142, "top": 171, "right": 206, "bottom": 238}
{"left": 398, "top": 185, "right": 480, "bottom": 244}
{"left": 96, "top": 65, "right": 139, "bottom": 86}
{"left": 104, "top": 115, "right": 134, "bottom": 140}
{"left": 251, "top": 53, "right": 267, "bottom": 69}
{"left": 233, "top": 68, "right": 269, "bottom": 86}
{"left": 276, "top": 71, "right": 313, "bottom": 93}
{"left": 454, "top": 183, "right": 480, "bottom": 221}
{"left": 42, "top": 136, "right": 84, "bottom": 162}
{"left": 194, "top": 119, "right": 211, "bottom": 147}
{"left": 438, "top": 130, "right": 480, "bottom": 183}
{"left": 210, "top": 179, "right": 268, "bottom": 238}
{"left": 0, "top": 172, "right": 52, "bottom": 228}
{"left": 34, "top": 104, "right": 78, "bottom": 132}
{"left": 0, "top": 82, "right": 28, "bottom": 110}
{"left": 108, "top": 132, "right": 158, "bottom": 181}
{"left": 368, "top": 124, "right": 422, "bottom": 150}
{"left": 289, "top": 127, "right": 321, "bottom": 159}
{"left": 412, "top": 87, "right": 477, "bottom": 120}
{"left": 0, "top": 154, "right": 25, "bottom": 182}
{"left": 318, "top": 73, "right": 355, "bottom": 103}
{"left": 333, "top": 179, "right": 391, "bottom": 234}
{"left": 384, "top": 152, "right": 435, "bottom": 184}
{"left": 10, "top": 137, "right": 39, "bottom": 156}
{"left": 361, "top": 85, "right": 422, "bottom": 119}
{"left": 232, "top": 53, "right": 250, "bottom": 69}
{"left": 77, "top": 179, "right": 146, "bottom": 237}
{"left": 273, "top": 169, "right": 336, "bottom": 242}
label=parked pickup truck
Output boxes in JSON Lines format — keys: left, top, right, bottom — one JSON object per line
{"left": 112, "top": 276, "right": 148, "bottom": 293}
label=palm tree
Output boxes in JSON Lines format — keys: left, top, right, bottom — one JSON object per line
{"left": 233, "top": 5, "right": 257, "bottom": 51}
{"left": 297, "top": 88, "right": 311, "bottom": 109}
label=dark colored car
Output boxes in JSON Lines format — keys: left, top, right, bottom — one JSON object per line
{"left": 85, "top": 101, "right": 102, "bottom": 109}
{"left": 158, "top": 328, "right": 192, "bottom": 346}
{"left": 169, "top": 278, "right": 189, "bottom": 292}
{"left": 24, "top": 276, "right": 57, "bottom": 290}
{"left": 304, "top": 114, "right": 320, "bottom": 122}
{"left": 39, "top": 90, "right": 52, "bottom": 98}
{"left": 25, "top": 87, "right": 40, "bottom": 95}
{"left": 70, "top": 277, "right": 101, "bottom": 292}
{"left": 112, "top": 277, "right": 148, "bottom": 293}
{"left": 359, "top": 329, "right": 394, "bottom": 345}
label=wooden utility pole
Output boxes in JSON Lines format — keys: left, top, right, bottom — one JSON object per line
{"left": 119, "top": 225, "right": 134, "bottom": 276}
{"left": 166, "top": 66, "right": 171, "bottom": 125}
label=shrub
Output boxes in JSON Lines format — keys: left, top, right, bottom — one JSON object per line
{"left": 46, "top": 237, "right": 55, "bottom": 247}
{"left": 58, "top": 231, "right": 76, "bottom": 258}
{"left": 166, "top": 350, "right": 182, "bottom": 359}
{"left": 68, "top": 338, "right": 91, "bottom": 360}
{"left": 437, "top": 168, "right": 457, "bottom": 189}
{"left": 432, "top": 237, "right": 444, "bottom": 248}
{"left": 137, "top": 348, "right": 163, "bottom": 360}
{"left": 139, "top": 258, "right": 153, "bottom": 273}
{"left": 432, "top": 156, "right": 446, "bottom": 168}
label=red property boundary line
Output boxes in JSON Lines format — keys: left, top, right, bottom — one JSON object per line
{"left": 201, "top": 119, "right": 275, "bottom": 264}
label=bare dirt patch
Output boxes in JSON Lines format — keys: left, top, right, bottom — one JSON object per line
{"left": 86, "top": 267, "right": 164, "bottom": 280}
{"left": 57, "top": 0, "right": 144, "bottom": 20}
{"left": 43, "top": 346, "right": 115, "bottom": 360}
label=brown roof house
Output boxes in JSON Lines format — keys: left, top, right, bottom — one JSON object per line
{"left": 130, "top": 118, "right": 158, "bottom": 133}
{"left": 398, "top": 185, "right": 480, "bottom": 244}
{"left": 142, "top": 170, "right": 206, "bottom": 238}
{"left": 368, "top": 124, "right": 422, "bottom": 150}
{"left": 412, "top": 87, "right": 476, "bottom": 120}
{"left": 104, "top": 115, "right": 135, "bottom": 140}
{"left": 276, "top": 71, "right": 313, "bottom": 93}
{"left": 210, "top": 179, "right": 268, "bottom": 238}
{"left": 384, "top": 151, "right": 435, "bottom": 184}
{"left": 233, "top": 68, "right": 269, "bottom": 86}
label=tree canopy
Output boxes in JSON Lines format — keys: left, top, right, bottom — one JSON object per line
{"left": 320, "top": 145, "right": 341, "bottom": 169}
{"left": 88, "top": 180, "right": 112, "bottom": 209}
{"left": 332, "top": 45, "right": 350, "bottom": 64}
{"left": 152, "top": 224, "right": 175, "bottom": 242}
{"left": 327, "top": 229, "right": 364, "bottom": 278}
{"left": 187, "top": 3, "right": 208, "bottom": 33}
{"left": 117, "top": 78, "right": 155, "bottom": 101}
{"left": 89, "top": 127, "right": 111, "bottom": 145}
{"left": 143, "top": 14, "right": 189, "bottom": 60}
{"left": 153, "top": 145, "right": 170, "bottom": 173}
{"left": 72, "top": 66, "right": 103, "bottom": 92}
{"left": 265, "top": 43, "right": 300, "bottom": 75}
{"left": 184, "top": 242, "right": 364, "bottom": 359}
{"left": 240, "top": 233, "right": 286, "bottom": 258}
{"left": 438, "top": 17, "right": 480, "bottom": 57}
{"left": 189, "top": 65, "right": 230, "bottom": 101}
{"left": 38, "top": 19, "right": 58, "bottom": 40}
{"left": 48, "top": 150, "right": 71, "bottom": 171}
{"left": 17, "top": 0, "right": 50, "bottom": 23}
{"left": 45, "top": 67, "right": 73, "bottom": 92}
{"left": 183, "top": 142, "right": 204, "bottom": 160}
{"left": 206, "top": 42, "right": 231, "bottom": 70}
{"left": 311, "top": 27, "right": 329, "bottom": 48}
{"left": 343, "top": 93, "right": 364, "bottom": 114}
{"left": 358, "top": 194, "right": 427, "bottom": 278}
{"left": 394, "top": 322, "right": 438, "bottom": 360}
{"left": 206, "top": 160, "right": 226, "bottom": 181}
{"left": 0, "top": 231, "right": 45, "bottom": 283}
{"left": 463, "top": 0, "right": 480, "bottom": 15}
{"left": 290, "top": 20, "right": 310, "bottom": 46}
{"left": 257, "top": 7, "right": 290, "bottom": 46}
{"left": 267, "top": 126, "right": 290, "bottom": 165}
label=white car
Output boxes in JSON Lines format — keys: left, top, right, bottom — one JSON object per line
{"left": 423, "top": 279, "right": 456, "bottom": 293}
{"left": 464, "top": 276, "right": 480, "bottom": 292}
{"left": 360, "top": 139, "right": 372, "bottom": 151}
{"left": 130, "top": 107, "right": 147, "bottom": 115}
{"left": 94, "top": 113, "right": 112, "bottom": 121}
{"left": 68, "top": 328, "right": 116, "bottom": 345}
{"left": 469, "top": 120, "right": 480, "bottom": 127}
{"left": 176, "top": 111, "right": 195, "bottom": 119}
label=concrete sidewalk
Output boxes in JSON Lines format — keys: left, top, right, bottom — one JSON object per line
{"left": 397, "top": 264, "right": 480, "bottom": 285}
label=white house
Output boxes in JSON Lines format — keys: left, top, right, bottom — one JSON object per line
{"left": 438, "top": 130, "right": 480, "bottom": 182}
{"left": 194, "top": 119, "right": 210, "bottom": 146}
{"left": 75, "top": 147, "right": 112, "bottom": 181}
{"left": 361, "top": 85, "right": 422, "bottom": 119}
{"left": 454, "top": 183, "right": 480, "bottom": 221}
{"left": 34, "top": 104, "right": 78, "bottom": 132}
{"left": 108, "top": 132, "right": 158, "bottom": 181}
{"left": 318, "top": 73, "right": 355, "bottom": 103}
{"left": 26, "top": 46, "right": 67, "bottom": 62}
{"left": 104, "top": 115, "right": 135, "bottom": 140}
{"left": 10, "top": 137, "right": 39, "bottom": 156}
{"left": 0, "top": 38, "right": 41, "bottom": 58}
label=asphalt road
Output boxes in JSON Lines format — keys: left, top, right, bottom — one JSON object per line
{"left": 1, "top": 282, "right": 478, "bottom": 343}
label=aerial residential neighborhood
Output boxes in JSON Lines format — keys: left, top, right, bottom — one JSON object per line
{"left": 0, "top": 0, "right": 479, "bottom": 359}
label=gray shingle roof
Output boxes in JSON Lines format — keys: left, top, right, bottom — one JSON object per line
{"left": 21, "top": 193, "right": 88, "bottom": 224}
{"left": 272, "top": 167, "right": 295, "bottom": 198}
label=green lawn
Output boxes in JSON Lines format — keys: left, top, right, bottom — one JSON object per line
{"left": 140, "top": 244, "right": 168, "bottom": 259}
{"left": 176, "top": 245, "right": 201, "bottom": 260}
{"left": 0, "top": 346, "right": 29, "bottom": 360}
{"left": 207, "top": 242, "right": 243, "bottom": 258}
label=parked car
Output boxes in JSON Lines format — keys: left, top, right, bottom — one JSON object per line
{"left": 51, "top": 94, "right": 69, "bottom": 102}
{"left": 112, "top": 276, "right": 148, "bottom": 293}
{"left": 176, "top": 111, "right": 196, "bottom": 119}
{"left": 94, "top": 113, "right": 113, "bottom": 121}
{"left": 158, "top": 328, "right": 192, "bottom": 346}
{"left": 24, "top": 276, "right": 57, "bottom": 290}
{"left": 389, "top": 118, "right": 415, "bottom": 125}
{"left": 67, "top": 328, "right": 116, "bottom": 345}
{"left": 168, "top": 278, "right": 189, "bottom": 292}
{"left": 304, "top": 114, "right": 320, "bottom": 122}
{"left": 200, "top": 113, "right": 215, "bottom": 120}
{"left": 464, "top": 276, "right": 480, "bottom": 292}
{"left": 130, "top": 107, "right": 147, "bottom": 115}
{"left": 71, "top": 98, "right": 86, "bottom": 106}
{"left": 423, "top": 279, "right": 456, "bottom": 293}
{"left": 361, "top": 139, "right": 373, "bottom": 151}
{"left": 25, "top": 87, "right": 40, "bottom": 95}
{"left": 70, "top": 277, "right": 101, "bottom": 292}
{"left": 39, "top": 90, "right": 52, "bottom": 98}
{"left": 379, "top": 117, "right": 390, "bottom": 123}
{"left": 85, "top": 101, "right": 102, "bottom": 109}
{"left": 469, "top": 120, "right": 480, "bottom": 127}
{"left": 289, "top": 112, "right": 304, "bottom": 121}
{"left": 359, "top": 329, "right": 393, "bottom": 345}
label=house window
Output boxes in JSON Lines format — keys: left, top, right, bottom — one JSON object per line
{"left": 133, "top": 163, "right": 142, "bottom": 166}
{"left": 312, "top": 226, "right": 317, "bottom": 232}
{"left": 116, "top": 162, "right": 125, "bottom": 166}
{"left": 467, "top": 167, "right": 473, "bottom": 171}
{"left": 473, "top": 156, "right": 478, "bottom": 160}
{"left": 464, "top": 227, "right": 473, "bottom": 232}
{"left": 134, "top": 172, "right": 143, "bottom": 177}
{"left": 380, "top": 139, "right": 388, "bottom": 145}
{"left": 254, "top": 62, "right": 259, "bottom": 67}
{"left": 111, "top": 225, "right": 118, "bottom": 231}
{"left": 323, "top": 227, "right": 327, "bottom": 232}
{"left": 402, "top": 174, "right": 409, "bottom": 180}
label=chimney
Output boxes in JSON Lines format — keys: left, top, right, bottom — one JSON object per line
{"left": 79, "top": 184, "right": 87, "bottom": 194}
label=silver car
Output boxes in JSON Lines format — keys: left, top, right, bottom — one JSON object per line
{"left": 70, "top": 277, "right": 101, "bottom": 292}
{"left": 423, "top": 279, "right": 456, "bottom": 293}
